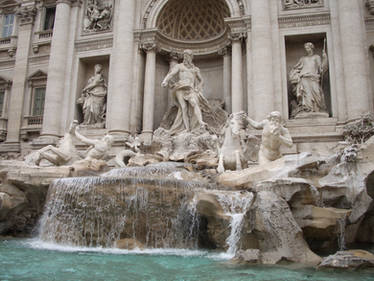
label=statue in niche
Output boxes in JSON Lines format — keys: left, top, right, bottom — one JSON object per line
{"left": 247, "top": 111, "right": 293, "bottom": 165}
{"left": 83, "top": 0, "right": 112, "bottom": 32}
{"left": 289, "top": 41, "right": 328, "bottom": 118}
{"left": 77, "top": 64, "right": 107, "bottom": 128}
{"left": 161, "top": 49, "right": 209, "bottom": 134}
{"left": 25, "top": 121, "right": 80, "bottom": 166}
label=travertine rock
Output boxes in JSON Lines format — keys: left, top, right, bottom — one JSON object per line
{"left": 248, "top": 191, "right": 321, "bottom": 265}
{"left": 232, "top": 249, "right": 260, "bottom": 264}
{"left": 115, "top": 238, "right": 144, "bottom": 250}
{"left": 318, "top": 250, "right": 374, "bottom": 269}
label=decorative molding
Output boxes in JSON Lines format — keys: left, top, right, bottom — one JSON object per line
{"left": 137, "top": 28, "right": 231, "bottom": 56}
{"left": 283, "top": 0, "right": 324, "bottom": 11}
{"left": 217, "top": 46, "right": 231, "bottom": 56}
{"left": 278, "top": 12, "right": 330, "bottom": 28}
{"left": 16, "top": 5, "right": 37, "bottom": 26}
{"left": 0, "top": 77, "right": 12, "bottom": 90}
{"left": 367, "top": 0, "right": 374, "bottom": 15}
{"left": 225, "top": 16, "right": 247, "bottom": 42}
{"left": 143, "top": 0, "right": 158, "bottom": 28}
{"left": 75, "top": 37, "right": 113, "bottom": 52}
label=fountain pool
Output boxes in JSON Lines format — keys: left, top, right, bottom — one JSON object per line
{"left": 1, "top": 238, "right": 374, "bottom": 281}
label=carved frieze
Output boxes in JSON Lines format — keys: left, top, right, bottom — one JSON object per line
{"left": 83, "top": 0, "right": 113, "bottom": 33}
{"left": 279, "top": 12, "right": 330, "bottom": 28}
{"left": 283, "top": 0, "right": 324, "bottom": 11}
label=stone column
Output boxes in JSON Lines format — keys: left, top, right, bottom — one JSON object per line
{"left": 107, "top": 0, "right": 135, "bottom": 137}
{"left": 4, "top": 5, "right": 36, "bottom": 149}
{"left": 167, "top": 52, "right": 179, "bottom": 108}
{"left": 231, "top": 35, "right": 244, "bottom": 113}
{"left": 251, "top": 0, "right": 274, "bottom": 120}
{"left": 218, "top": 47, "right": 231, "bottom": 114}
{"left": 141, "top": 43, "right": 157, "bottom": 145}
{"left": 338, "top": 0, "right": 372, "bottom": 119}
{"left": 40, "top": 0, "right": 73, "bottom": 141}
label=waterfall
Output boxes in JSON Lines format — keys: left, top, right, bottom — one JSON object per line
{"left": 337, "top": 214, "right": 347, "bottom": 251}
{"left": 38, "top": 174, "right": 205, "bottom": 249}
{"left": 216, "top": 191, "right": 254, "bottom": 256}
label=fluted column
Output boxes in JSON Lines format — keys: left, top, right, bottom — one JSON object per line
{"left": 231, "top": 34, "right": 244, "bottom": 113}
{"left": 251, "top": 0, "right": 274, "bottom": 120}
{"left": 107, "top": 0, "right": 135, "bottom": 136}
{"left": 41, "top": 0, "right": 73, "bottom": 140}
{"left": 5, "top": 5, "right": 36, "bottom": 146}
{"left": 338, "top": 0, "right": 372, "bottom": 119}
{"left": 218, "top": 47, "right": 232, "bottom": 113}
{"left": 141, "top": 43, "right": 157, "bottom": 145}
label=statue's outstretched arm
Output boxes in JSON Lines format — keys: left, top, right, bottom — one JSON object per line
{"left": 280, "top": 128, "right": 293, "bottom": 148}
{"left": 247, "top": 117, "right": 264, "bottom": 130}
{"left": 75, "top": 126, "right": 96, "bottom": 146}
{"left": 161, "top": 65, "right": 179, "bottom": 87}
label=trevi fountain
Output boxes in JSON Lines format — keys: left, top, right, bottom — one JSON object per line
{"left": 0, "top": 0, "right": 374, "bottom": 280}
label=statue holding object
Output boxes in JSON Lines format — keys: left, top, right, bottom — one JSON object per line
{"left": 77, "top": 64, "right": 107, "bottom": 128}
{"left": 289, "top": 41, "right": 328, "bottom": 118}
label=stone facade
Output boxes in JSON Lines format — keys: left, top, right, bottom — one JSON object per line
{"left": 0, "top": 0, "right": 373, "bottom": 156}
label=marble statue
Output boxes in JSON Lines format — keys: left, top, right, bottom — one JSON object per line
{"left": 25, "top": 121, "right": 79, "bottom": 166}
{"left": 77, "top": 64, "right": 107, "bottom": 127}
{"left": 289, "top": 41, "right": 328, "bottom": 118}
{"left": 217, "top": 111, "right": 248, "bottom": 173}
{"left": 114, "top": 136, "right": 141, "bottom": 167}
{"left": 161, "top": 49, "right": 209, "bottom": 134}
{"left": 247, "top": 111, "right": 293, "bottom": 165}
{"left": 83, "top": 0, "right": 112, "bottom": 32}
{"left": 284, "top": 0, "right": 322, "bottom": 9}
{"left": 74, "top": 126, "right": 113, "bottom": 162}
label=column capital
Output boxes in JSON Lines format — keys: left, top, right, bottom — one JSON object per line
{"left": 168, "top": 50, "right": 181, "bottom": 61}
{"left": 16, "top": 5, "right": 36, "bottom": 26}
{"left": 140, "top": 41, "right": 158, "bottom": 53}
{"left": 218, "top": 46, "right": 231, "bottom": 56}
{"left": 228, "top": 32, "right": 247, "bottom": 42}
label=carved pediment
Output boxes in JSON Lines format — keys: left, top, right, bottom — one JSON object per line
{"left": 28, "top": 70, "right": 47, "bottom": 86}
{"left": 0, "top": 76, "right": 12, "bottom": 89}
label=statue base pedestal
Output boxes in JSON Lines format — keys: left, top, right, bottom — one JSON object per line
{"left": 293, "top": 111, "right": 329, "bottom": 119}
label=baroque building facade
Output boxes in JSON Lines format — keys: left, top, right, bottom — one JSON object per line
{"left": 0, "top": 0, "right": 373, "bottom": 155}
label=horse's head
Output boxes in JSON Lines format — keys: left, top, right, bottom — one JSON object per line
{"left": 228, "top": 111, "right": 247, "bottom": 135}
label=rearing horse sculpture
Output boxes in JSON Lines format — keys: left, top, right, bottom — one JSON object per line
{"left": 217, "top": 111, "right": 248, "bottom": 173}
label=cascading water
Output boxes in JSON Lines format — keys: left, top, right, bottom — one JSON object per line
{"left": 337, "top": 213, "right": 347, "bottom": 251}
{"left": 216, "top": 191, "right": 254, "bottom": 256}
{"left": 38, "top": 167, "right": 207, "bottom": 249}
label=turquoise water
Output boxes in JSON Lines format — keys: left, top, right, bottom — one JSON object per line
{"left": 1, "top": 239, "right": 374, "bottom": 281}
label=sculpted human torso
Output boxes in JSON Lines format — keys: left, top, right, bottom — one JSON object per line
{"left": 176, "top": 63, "right": 198, "bottom": 89}
{"left": 299, "top": 54, "right": 321, "bottom": 76}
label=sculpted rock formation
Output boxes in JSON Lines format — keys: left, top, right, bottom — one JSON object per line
{"left": 318, "top": 250, "right": 374, "bottom": 269}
